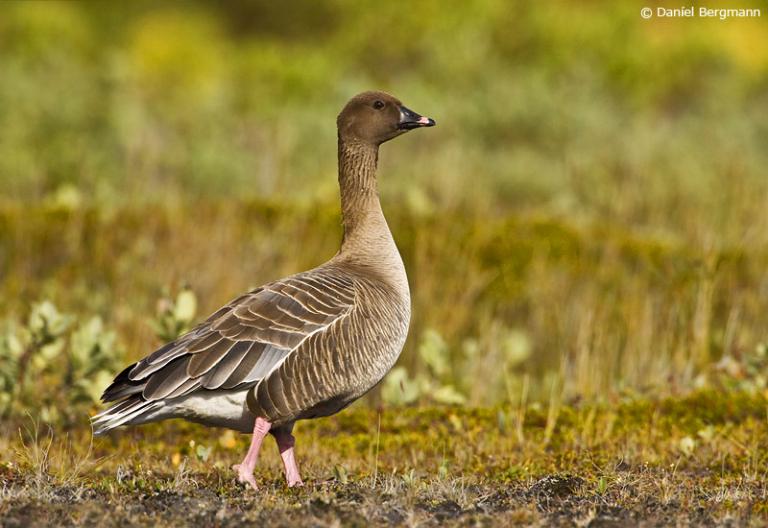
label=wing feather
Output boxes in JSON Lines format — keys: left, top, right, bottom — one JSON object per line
{"left": 104, "top": 271, "right": 355, "bottom": 404}
{"left": 143, "top": 357, "right": 190, "bottom": 399}
{"left": 187, "top": 333, "right": 224, "bottom": 353}
{"left": 201, "top": 341, "right": 253, "bottom": 389}
{"left": 187, "top": 339, "right": 237, "bottom": 377}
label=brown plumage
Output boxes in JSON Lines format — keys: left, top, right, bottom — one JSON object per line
{"left": 93, "top": 91, "right": 435, "bottom": 488}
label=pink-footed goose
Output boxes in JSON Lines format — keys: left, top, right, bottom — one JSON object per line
{"left": 93, "top": 91, "right": 435, "bottom": 489}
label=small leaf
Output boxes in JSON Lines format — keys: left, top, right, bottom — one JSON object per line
{"left": 29, "top": 301, "right": 73, "bottom": 342}
{"left": 174, "top": 289, "right": 197, "bottom": 323}
{"left": 381, "top": 366, "right": 420, "bottom": 405}
{"left": 597, "top": 476, "right": 607, "bottom": 495}
{"left": 333, "top": 464, "right": 348, "bottom": 484}
{"left": 433, "top": 385, "right": 467, "bottom": 405}
{"left": 419, "top": 329, "right": 449, "bottom": 377}
{"left": 678, "top": 436, "right": 696, "bottom": 456}
{"left": 195, "top": 444, "right": 212, "bottom": 462}
{"left": 697, "top": 426, "right": 715, "bottom": 443}
{"left": 80, "top": 370, "right": 115, "bottom": 404}
{"left": 502, "top": 329, "right": 531, "bottom": 367}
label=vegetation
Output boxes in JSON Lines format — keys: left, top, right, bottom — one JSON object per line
{"left": 2, "top": 392, "right": 767, "bottom": 525}
{"left": 1, "top": 1, "right": 767, "bottom": 525}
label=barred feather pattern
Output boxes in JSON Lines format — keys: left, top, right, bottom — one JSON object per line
{"left": 247, "top": 267, "right": 410, "bottom": 424}
{"left": 95, "top": 259, "right": 409, "bottom": 432}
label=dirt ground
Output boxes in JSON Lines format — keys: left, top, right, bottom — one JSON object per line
{"left": 2, "top": 391, "right": 767, "bottom": 527}
{"left": 3, "top": 469, "right": 765, "bottom": 527}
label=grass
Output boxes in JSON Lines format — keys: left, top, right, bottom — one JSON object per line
{"left": 3, "top": 200, "right": 768, "bottom": 407}
{"left": 1, "top": 391, "right": 767, "bottom": 526}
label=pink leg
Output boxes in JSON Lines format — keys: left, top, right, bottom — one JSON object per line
{"left": 232, "top": 417, "right": 271, "bottom": 490}
{"left": 274, "top": 430, "right": 303, "bottom": 487}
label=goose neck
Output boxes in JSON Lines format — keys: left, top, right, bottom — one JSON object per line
{"left": 335, "top": 137, "right": 407, "bottom": 292}
{"left": 337, "top": 138, "right": 386, "bottom": 240}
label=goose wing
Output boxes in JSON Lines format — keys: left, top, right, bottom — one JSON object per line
{"left": 101, "top": 271, "right": 355, "bottom": 403}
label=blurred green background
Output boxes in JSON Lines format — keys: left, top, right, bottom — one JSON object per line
{"left": 1, "top": 0, "right": 767, "bottom": 423}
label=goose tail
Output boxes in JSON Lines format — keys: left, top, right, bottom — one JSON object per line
{"left": 91, "top": 397, "right": 163, "bottom": 436}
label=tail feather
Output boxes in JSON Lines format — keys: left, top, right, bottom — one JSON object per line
{"left": 91, "top": 397, "right": 163, "bottom": 435}
{"left": 101, "top": 362, "right": 144, "bottom": 403}
{"left": 93, "top": 360, "right": 157, "bottom": 435}
{"left": 92, "top": 398, "right": 134, "bottom": 421}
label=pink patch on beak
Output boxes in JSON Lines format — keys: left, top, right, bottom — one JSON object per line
{"left": 417, "top": 116, "right": 431, "bottom": 125}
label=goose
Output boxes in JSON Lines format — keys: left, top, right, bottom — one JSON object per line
{"left": 92, "top": 91, "right": 435, "bottom": 489}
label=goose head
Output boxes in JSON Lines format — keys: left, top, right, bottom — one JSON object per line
{"left": 337, "top": 91, "right": 435, "bottom": 146}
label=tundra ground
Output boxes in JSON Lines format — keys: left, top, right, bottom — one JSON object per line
{"left": 2, "top": 391, "right": 767, "bottom": 527}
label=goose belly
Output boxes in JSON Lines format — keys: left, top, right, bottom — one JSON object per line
{"left": 160, "top": 389, "right": 256, "bottom": 432}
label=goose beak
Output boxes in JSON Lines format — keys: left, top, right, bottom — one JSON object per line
{"left": 398, "top": 105, "right": 436, "bottom": 130}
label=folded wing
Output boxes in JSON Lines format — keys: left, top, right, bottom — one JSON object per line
{"left": 101, "top": 272, "right": 355, "bottom": 404}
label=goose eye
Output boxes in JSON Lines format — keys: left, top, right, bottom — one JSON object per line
{"left": 373, "top": 100, "right": 385, "bottom": 110}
